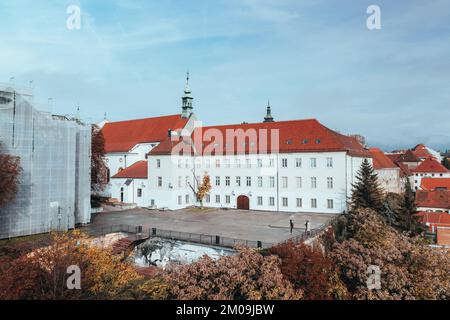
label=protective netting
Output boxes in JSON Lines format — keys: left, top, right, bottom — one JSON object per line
{"left": 0, "top": 85, "right": 91, "bottom": 239}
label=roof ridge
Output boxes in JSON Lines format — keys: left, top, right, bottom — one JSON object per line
{"left": 106, "top": 114, "right": 182, "bottom": 124}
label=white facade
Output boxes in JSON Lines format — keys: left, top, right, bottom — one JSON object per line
{"left": 375, "top": 168, "right": 402, "bottom": 194}
{"left": 110, "top": 177, "right": 149, "bottom": 207}
{"left": 413, "top": 172, "right": 450, "bottom": 190}
{"left": 145, "top": 152, "right": 368, "bottom": 214}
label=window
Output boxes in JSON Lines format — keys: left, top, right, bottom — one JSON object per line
{"left": 310, "top": 158, "right": 317, "bottom": 168}
{"left": 269, "top": 197, "right": 275, "bottom": 206}
{"left": 327, "top": 177, "right": 333, "bottom": 189}
{"left": 225, "top": 158, "right": 231, "bottom": 168}
{"left": 156, "top": 159, "right": 161, "bottom": 168}
{"left": 226, "top": 195, "right": 231, "bottom": 204}
{"left": 195, "top": 159, "right": 201, "bottom": 168}
{"left": 296, "top": 177, "right": 302, "bottom": 188}
{"left": 235, "top": 158, "right": 241, "bottom": 168}
{"left": 205, "top": 158, "right": 211, "bottom": 168}
{"left": 178, "top": 195, "right": 182, "bottom": 205}
{"left": 185, "top": 158, "right": 189, "bottom": 168}
{"left": 327, "top": 199, "right": 334, "bottom": 209}
{"left": 137, "top": 188, "right": 142, "bottom": 197}
{"left": 215, "top": 159, "right": 221, "bottom": 168}
{"left": 178, "top": 176, "right": 182, "bottom": 188}
{"left": 215, "top": 176, "right": 221, "bottom": 186}
{"left": 269, "top": 176, "right": 275, "bottom": 188}
{"left": 282, "top": 176, "right": 288, "bottom": 188}
{"left": 225, "top": 176, "right": 230, "bottom": 186}
{"left": 185, "top": 176, "right": 189, "bottom": 187}
{"left": 296, "top": 158, "right": 302, "bottom": 168}
{"left": 205, "top": 194, "right": 210, "bottom": 203}
{"left": 236, "top": 176, "right": 241, "bottom": 186}
{"left": 158, "top": 177, "right": 162, "bottom": 187}
{"left": 296, "top": 198, "right": 302, "bottom": 208}
{"left": 246, "top": 176, "right": 252, "bottom": 187}
{"left": 246, "top": 158, "right": 251, "bottom": 168}
{"left": 282, "top": 158, "right": 288, "bottom": 168}
{"left": 257, "top": 196, "right": 263, "bottom": 206}
{"left": 282, "top": 197, "right": 288, "bottom": 207}
{"left": 311, "top": 177, "right": 317, "bottom": 189}
{"left": 326, "top": 157, "right": 333, "bottom": 168}
{"left": 269, "top": 158, "right": 274, "bottom": 167}
{"left": 185, "top": 195, "right": 189, "bottom": 204}
{"left": 177, "top": 159, "right": 182, "bottom": 168}
{"left": 215, "top": 195, "right": 220, "bottom": 203}
{"left": 257, "top": 159, "right": 263, "bottom": 168}
{"left": 258, "top": 176, "right": 263, "bottom": 187}
{"left": 311, "top": 198, "right": 317, "bottom": 208}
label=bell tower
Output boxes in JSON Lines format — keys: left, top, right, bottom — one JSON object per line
{"left": 181, "top": 72, "right": 193, "bottom": 118}
{"left": 263, "top": 99, "right": 274, "bottom": 122}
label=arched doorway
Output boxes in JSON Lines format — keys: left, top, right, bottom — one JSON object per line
{"left": 237, "top": 195, "right": 250, "bottom": 210}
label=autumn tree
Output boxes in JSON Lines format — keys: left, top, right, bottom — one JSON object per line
{"left": 0, "top": 142, "right": 22, "bottom": 208}
{"left": 188, "top": 173, "right": 212, "bottom": 208}
{"left": 0, "top": 230, "right": 143, "bottom": 299}
{"left": 350, "top": 159, "right": 384, "bottom": 212}
{"left": 329, "top": 208, "right": 450, "bottom": 299}
{"left": 270, "top": 242, "right": 348, "bottom": 300}
{"left": 163, "top": 246, "right": 303, "bottom": 300}
{"left": 91, "top": 124, "right": 108, "bottom": 192}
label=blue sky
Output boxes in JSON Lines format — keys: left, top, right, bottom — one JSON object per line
{"left": 1, "top": 0, "right": 449, "bottom": 151}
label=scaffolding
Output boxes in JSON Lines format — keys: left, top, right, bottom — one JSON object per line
{"left": 0, "top": 84, "right": 91, "bottom": 239}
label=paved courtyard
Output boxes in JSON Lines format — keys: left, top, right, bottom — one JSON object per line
{"left": 83, "top": 207, "right": 338, "bottom": 244}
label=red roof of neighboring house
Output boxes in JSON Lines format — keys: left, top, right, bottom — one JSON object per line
{"left": 412, "top": 144, "right": 433, "bottom": 159}
{"left": 369, "top": 148, "right": 397, "bottom": 169}
{"left": 149, "top": 119, "right": 370, "bottom": 157}
{"left": 416, "top": 212, "right": 450, "bottom": 233}
{"left": 412, "top": 158, "right": 450, "bottom": 173}
{"left": 420, "top": 178, "right": 450, "bottom": 191}
{"left": 437, "top": 228, "right": 450, "bottom": 246}
{"left": 416, "top": 190, "right": 450, "bottom": 209}
{"left": 386, "top": 153, "right": 402, "bottom": 163}
{"left": 101, "top": 114, "right": 189, "bottom": 153}
{"left": 416, "top": 212, "right": 450, "bottom": 225}
{"left": 397, "top": 150, "right": 420, "bottom": 163}
{"left": 111, "top": 161, "right": 148, "bottom": 179}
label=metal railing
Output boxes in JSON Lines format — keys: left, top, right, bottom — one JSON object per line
{"left": 81, "top": 224, "right": 274, "bottom": 249}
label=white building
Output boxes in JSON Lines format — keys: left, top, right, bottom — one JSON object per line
{"left": 146, "top": 115, "right": 371, "bottom": 214}
{"left": 369, "top": 148, "right": 402, "bottom": 193}
{"left": 103, "top": 74, "right": 196, "bottom": 201}
{"left": 411, "top": 158, "right": 450, "bottom": 190}
{"left": 103, "top": 76, "right": 371, "bottom": 214}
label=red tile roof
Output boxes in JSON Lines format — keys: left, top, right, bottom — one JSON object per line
{"left": 397, "top": 150, "right": 420, "bottom": 163}
{"left": 369, "top": 148, "right": 397, "bottom": 169}
{"left": 412, "top": 158, "right": 450, "bottom": 173}
{"left": 415, "top": 190, "right": 450, "bottom": 209}
{"left": 111, "top": 160, "right": 148, "bottom": 179}
{"left": 416, "top": 212, "right": 450, "bottom": 233}
{"left": 437, "top": 228, "right": 450, "bottom": 246}
{"left": 420, "top": 178, "right": 450, "bottom": 191}
{"left": 101, "top": 114, "right": 189, "bottom": 153}
{"left": 412, "top": 144, "right": 433, "bottom": 159}
{"left": 149, "top": 119, "right": 370, "bottom": 157}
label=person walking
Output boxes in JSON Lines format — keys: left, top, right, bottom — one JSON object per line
{"left": 290, "top": 219, "right": 294, "bottom": 234}
{"left": 305, "top": 220, "right": 310, "bottom": 235}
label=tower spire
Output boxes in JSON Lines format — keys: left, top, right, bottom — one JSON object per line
{"left": 181, "top": 71, "right": 194, "bottom": 118}
{"left": 263, "top": 99, "right": 274, "bottom": 122}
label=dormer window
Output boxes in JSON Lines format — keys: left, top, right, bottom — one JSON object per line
{"left": 286, "top": 139, "right": 292, "bottom": 145}
{"left": 316, "top": 139, "right": 321, "bottom": 144}
{"left": 302, "top": 139, "right": 308, "bottom": 144}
